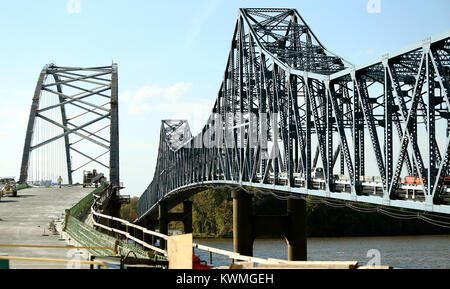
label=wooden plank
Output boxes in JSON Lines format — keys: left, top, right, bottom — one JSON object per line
{"left": 167, "top": 234, "right": 193, "bottom": 269}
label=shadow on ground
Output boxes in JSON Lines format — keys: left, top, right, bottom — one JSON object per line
{"left": 15, "top": 195, "right": 35, "bottom": 199}
{"left": 0, "top": 200, "right": 17, "bottom": 204}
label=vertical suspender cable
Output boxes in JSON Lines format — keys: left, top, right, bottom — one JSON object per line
{"left": 52, "top": 91, "right": 55, "bottom": 184}
{"left": 42, "top": 89, "right": 45, "bottom": 184}
{"left": 44, "top": 89, "right": 46, "bottom": 183}
{"left": 50, "top": 78, "right": 54, "bottom": 184}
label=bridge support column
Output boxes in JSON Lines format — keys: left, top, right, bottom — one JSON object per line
{"left": 167, "top": 201, "right": 193, "bottom": 234}
{"left": 286, "top": 198, "right": 307, "bottom": 261}
{"left": 232, "top": 191, "right": 307, "bottom": 261}
{"left": 143, "top": 216, "right": 157, "bottom": 245}
{"left": 232, "top": 190, "right": 254, "bottom": 257}
{"left": 104, "top": 201, "right": 121, "bottom": 219}
{"left": 159, "top": 202, "right": 168, "bottom": 250}
{"left": 103, "top": 187, "right": 122, "bottom": 219}
{"left": 182, "top": 201, "right": 193, "bottom": 234}
{"left": 158, "top": 201, "right": 193, "bottom": 250}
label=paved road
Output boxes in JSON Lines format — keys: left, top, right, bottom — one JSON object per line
{"left": 0, "top": 186, "right": 92, "bottom": 269}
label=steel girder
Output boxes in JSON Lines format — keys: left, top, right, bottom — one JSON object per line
{"left": 19, "top": 64, "right": 120, "bottom": 186}
{"left": 138, "top": 8, "right": 450, "bottom": 220}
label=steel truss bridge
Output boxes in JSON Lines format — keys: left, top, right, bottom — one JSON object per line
{"left": 138, "top": 8, "right": 450, "bottom": 220}
{"left": 19, "top": 64, "right": 120, "bottom": 187}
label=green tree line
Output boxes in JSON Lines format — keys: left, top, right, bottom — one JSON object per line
{"left": 192, "top": 188, "right": 450, "bottom": 238}
{"left": 120, "top": 197, "right": 139, "bottom": 222}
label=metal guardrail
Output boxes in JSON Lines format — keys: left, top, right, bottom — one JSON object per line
{"left": 63, "top": 185, "right": 150, "bottom": 259}
{"left": 90, "top": 208, "right": 168, "bottom": 256}
{"left": 64, "top": 214, "right": 123, "bottom": 256}
{"left": 70, "top": 185, "right": 104, "bottom": 218}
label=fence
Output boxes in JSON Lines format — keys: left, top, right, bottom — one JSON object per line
{"left": 62, "top": 186, "right": 153, "bottom": 259}
{"left": 69, "top": 185, "right": 103, "bottom": 219}
{"left": 91, "top": 208, "right": 168, "bottom": 256}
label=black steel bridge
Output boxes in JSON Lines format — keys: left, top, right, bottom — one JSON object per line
{"left": 135, "top": 8, "right": 450, "bottom": 259}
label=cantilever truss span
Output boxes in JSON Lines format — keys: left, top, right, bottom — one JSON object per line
{"left": 138, "top": 8, "right": 450, "bottom": 219}
{"left": 19, "top": 64, "right": 120, "bottom": 186}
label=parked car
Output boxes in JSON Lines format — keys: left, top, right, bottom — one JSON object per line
{"left": 0, "top": 177, "right": 17, "bottom": 197}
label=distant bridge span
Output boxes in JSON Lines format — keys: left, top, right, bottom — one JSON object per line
{"left": 138, "top": 8, "right": 450, "bottom": 222}
{"left": 19, "top": 64, "right": 123, "bottom": 217}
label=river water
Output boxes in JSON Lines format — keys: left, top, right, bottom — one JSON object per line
{"left": 194, "top": 235, "right": 450, "bottom": 269}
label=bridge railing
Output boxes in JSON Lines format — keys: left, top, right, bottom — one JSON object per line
{"left": 69, "top": 185, "right": 104, "bottom": 219}
{"left": 90, "top": 208, "right": 168, "bottom": 256}
{"left": 63, "top": 186, "right": 156, "bottom": 260}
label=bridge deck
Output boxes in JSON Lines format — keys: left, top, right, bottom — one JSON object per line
{"left": 0, "top": 186, "right": 92, "bottom": 269}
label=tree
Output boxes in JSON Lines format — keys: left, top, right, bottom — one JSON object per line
{"left": 192, "top": 188, "right": 233, "bottom": 237}
{"left": 120, "top": 197, "right": 139, "bottom": 222}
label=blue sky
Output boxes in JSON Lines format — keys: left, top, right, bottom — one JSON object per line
{"left": 0, "top": 0, "right": 449, "bottom": 197}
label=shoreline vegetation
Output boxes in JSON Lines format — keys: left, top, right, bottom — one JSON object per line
{"left": 121, "top": 188, "right": 450, "bottom": 239}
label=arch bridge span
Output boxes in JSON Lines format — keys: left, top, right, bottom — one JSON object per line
{"left": 138, "top": 8, "right": 450, "bottom": 220}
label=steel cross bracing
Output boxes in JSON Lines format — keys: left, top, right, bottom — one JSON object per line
{"left": 19, "top": 64, "right": 120, "bottom": 186}
{"left": 138, "top": 8, "right": 450, "bottom": 219}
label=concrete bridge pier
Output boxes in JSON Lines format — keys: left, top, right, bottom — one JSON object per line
{"left": 158, "top": 200, "right": 193, "bottom": 250}
{"left": 142, "top": 216, "right": 158, "bottom": 246}
{"left": 232, "top": 190, "right": 254, "bottom": 257}
{"left": 171, "top": 201, "right": 193, "bottom": 234}
{"left": 104, "top": 202, "right": 121, "bottom": 219}
{"left": 232, "top": 190, "right": 307, "bottom": 261}
{"left": 159, "top": 202, "right": 168, "bottom": 250}
{"left": 103, "top": 188, "right": 122, "bottom": 218}
{"left": 286, "top": 198, "right": 307, "bottom": 261}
